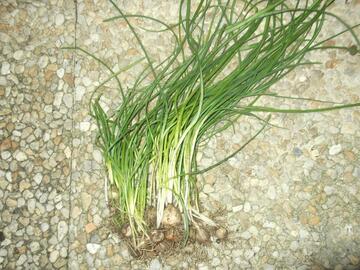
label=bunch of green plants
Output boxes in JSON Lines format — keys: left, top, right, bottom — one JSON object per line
{"left": 68, "top": 0, "right": 359, "bottom": 248}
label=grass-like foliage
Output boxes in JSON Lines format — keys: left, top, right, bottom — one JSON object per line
{"left": 68, "top": 0, "right": 360, "bottom": 248}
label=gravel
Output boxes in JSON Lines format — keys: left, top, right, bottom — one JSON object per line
{"left": 1, "top": 0, "right": 359, "bottom": 269}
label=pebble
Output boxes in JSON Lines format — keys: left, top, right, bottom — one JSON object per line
{"left": 324, "top": 186, "right": 335, "bottom": 195}
{"left": 203, "top": 184, "right": 214, "bottom": 194}
{"left": 80, "top": 121, "right": 90, "bottom": 131}
{"left": 62, "top": 93, "right": 73, "bottom": 108}
{"left": 248, "top": 225, "right": 258, "bottom": 236}
{"left": 58, "top": 221, "right": 68, "bottom": 241}
{"left": 71, "top": 206, "right": 82, "bottom": 219}
{"left": 34, "top": 173, "right": 43, "bottom": 185}
{"left": 40, "top": 223, "right": 49, "bottom": 232}
{"left": 57, "top": 68, "right": 65, "bottom": 78}
{"left": 263, "top": 264, "right": 275, "bottom": 270}
{"left": 29, "top": 242, "right": 40, "bottom": 253}
{"left": 240, "top": 231, "right": 252, "bottom": 240}
{"left": 81, "top": 192, "right": 92, "bottom": 210}
{"left": 149, "top": 258, "right": 162, "bottom": 270}
{"left": 232, "top": 205, "right": 243, "bottom": 212}
{"left": 293, "top": 147, "right": 302, "bottom": 157}
{"left": 329, "top": 144, "right": 342, "bottom": 155}
{"left": 38, "top": 55, "right": 49, "bottom": 68}
{"left": 16, "top": 254, "right": 27, "bottom": 266}
{"left": 267, "top": 186, "right": 277, "bottom": 200}
{"left": 54, "top": 92, "right": 64, "bottom": 107}
{"left": 6, "top": 198, "right": 17, "bottom": 208}
{"left": 244, "top": 249, "right": 255, "bottom": 260}
{"left": 0, "top": 76, "right": 6, "bottom": 86}
{"left": 28, "top": 199, "right": 36, "bottom": 213}
{"left": 14, "top": 151, "right": 27, "bottom": 162}
{"left": 243, "top": 202, "right": 251, "bottom": 212}
{"left": 1, "top": 151, "right": 11, "bottom": 160}
{"left": 1, "top": 62, "right": 10, "bottom": 75}
{"left": 13, "top": 50, "right": 24, "bottom": 60}
{"left": 92, "top": 150, "right": 102, "bottom": 163}
{"left": 49, "top": 250, "right": 59, "bottom": 263}
{"left": 82, "top": 77, "right": 92, "bottom": 86}
{"left": 85, "top": 223, "right": 97, "bottom": 234}
{"left": 55, "top": 14, "right": 65, "bottom": 26}
{"left": 60, "top": 247, "right": 68, "bottom": 258}
{"left": 86, "top": 243, "right": 101, "bottom": 254}
{"left": 290, "top": 241, "right": 299, "bottom": 251}
{"left": 75, "top": 86, "right": 86, "bottom": 100}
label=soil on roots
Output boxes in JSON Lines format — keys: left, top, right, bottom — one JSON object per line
{"left": 109, "top": 204, "right": 228, "bottom": 260}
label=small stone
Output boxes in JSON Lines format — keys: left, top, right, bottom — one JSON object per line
{"left": 63, "top": 94, "right": 73, "bottom": 108}
{"left": 71, "top": 206, "right": 82, "bottom": 218}
{"left": 14, "top": 151, "right": 27, "bottom": 162}
{"left": 41, "top": 223, "right": 49, "bottom": 232}
{"left": 49, "top": 250, "right": 59, "bottom": 263}
{"left": 293, "top": 147, "right": 302, "bottom": 157}
{"left": 13, "top": 50, "right": 24, "bottom": 60}
{"left": 244, "top": 202, "right": 251, "bottom": 212}
{"left": 6, "top": 198, "right": 17, "bottom": 208}
{"left": 60, "top": 247, "right": 67, "bottom": 258}
{"left": 248, "top": 226, "right": 258, "bottom": 236}
{"left": 63, "top": 73, "right": 74, "bottom": 87}
{"left": 15, "top": 65, "right": 24, "bottom": 74}
{"left": 0, "top": 76, "right": 6, "bottom": 86}
{"left": 1, "top": 151, "right": 11, "bottom": 160}
{"left": 290, "top": 241, "right": 299, "bottom": 251}
{"left": 80, "top": 122, "right": 90, "bottom": 131}
{"left": 308, "top": 215, "right": 320, "bottom": 225}
{"left": 263, "top": 264, "right": 275, "bottom": 270}
{"left": 299, "top": 229, "right": 309, "bottom": 239}
{"left": 55, "top": 14, "right": 65, "bottom": 26}
{"left": 149, "top": 258, "right": 162, "bottom": 270}
{"left": 30, "top": 242, "right": 40, "bottom": 253}
{"left": 244, "top": 249, "right": 254, "bottom": 260}
{"left": 334, "top": 265, "right": 343, "bottom": 270}
{"left": 19, "top": 180, "right": 31, "bottom": 191}
{"left": 81, "top": 192, "right": 92, "bottom": 210}
{"left": 34, "top": 173, "right": 42, "bottom": 185}
{"left": 86, "top": 243, "right": 100, "bottom": 254}
{"left": 17, "top": 198, "right": 26, "bottom": 207}
{"left": 341, "top": 123, "right": 356, "bottom": 134}
{"left": 240, "top": 231, "right": 251, "bottom": 240}
{"left": 85, "top": 223, "right": 97, "bottom": 234}
{"left": 82, "top": 77, "right": 92, "bottom": 86}
{"left": 106, "top": 245, "right": 114, "bottom": 257}
{"left": 329, "top": 144, "right": 342, "bottom": 156}
{"left": 54, "top": 92, "right": 63, "bottom": 107}
{"left": 232, "top": 205, "right": 243, "bottom": 212}
{"left": 56, "top": 68, "right": 64, "bottom": 78}
{"left": 28, "top": 199, "right": 36, "bottom": 213}
{"left": 93, "top": 150, "right": 102, "bottom": 163}
{"left": 211, "top": 257, "right": 221, "bottom": 267}
{"left": 58, "top": 221, "right": 68, "bottom": 241}
{"left": 1, "top": 62, "right": 10, "bottom": 75}
{"left": 64, "top": 147, "right": 71, "bottom": 158}
{"left": 203, "top": 184, "right": 214, "bottom": 193}
{"left": 43, "top": 92, "right": 54, "bottom": 104}
{"left": 16, "top": 254, "right": 27, "bottom": 265}
{"left": 267, "top": 186, "right": 277, "bottom": 200}
{"left": 38, "top": 55, "right": 49, "bottom": 68}
{"left": 93, "top": 215, "right": 102, "bottom": 226}
{"left": 349, "top": 255, "right": 359, "bottom": 265}
{"left": 75, "top": 86, "right": 85, "bottom": 101}
{"left": 324, "top": 186, "right": 335, "bottom": 195}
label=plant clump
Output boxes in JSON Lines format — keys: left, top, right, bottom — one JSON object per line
{"left": 70, "top": 0, "right": 360, "bottom": 255}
